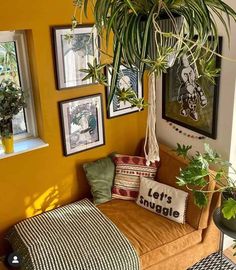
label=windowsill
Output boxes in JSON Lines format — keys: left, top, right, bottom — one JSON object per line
{"left": 0, "top": 138, "right": 49, "bottom": 160}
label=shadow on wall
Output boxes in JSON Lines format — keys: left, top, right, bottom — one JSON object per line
{"left": 0, "top": 170, "right": 90, "bottom": 256}
{"left": 0, "top": 186, "right": 61, "bottom": 257}
{"left": 76, "top": 163, "right": 91, "bottom": 199}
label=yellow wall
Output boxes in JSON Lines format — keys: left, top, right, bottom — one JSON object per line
{"left": 0, "top": 1, "right": 147, "bottom": 254}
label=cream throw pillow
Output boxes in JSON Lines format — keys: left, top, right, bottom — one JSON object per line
{"left": 136, "top": 177, "right": 188, "bottom": 224}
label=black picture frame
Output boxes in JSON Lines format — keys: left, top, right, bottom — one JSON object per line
{"left": 52, "top": 25, "right": 100, "bottom": 90}
{"left": 59, "top": 94, "right": 105, "bottom": 156}
{"left": 106, "top": 65, "right": 143, "bottom": 118}
{"left": 162, "top": 36, "right": 222, "bottom": 139}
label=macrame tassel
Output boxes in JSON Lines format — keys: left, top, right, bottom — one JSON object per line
{"left": 144, "top": 73, "right": 160, "bottom": 166}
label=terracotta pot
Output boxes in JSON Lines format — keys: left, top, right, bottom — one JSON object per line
{"left": 220, "top": 193, "right": 236, "bottom": 232}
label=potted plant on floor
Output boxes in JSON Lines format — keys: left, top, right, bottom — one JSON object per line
{"left": 70, "top": 0, "right": 236, "bottom": 164}
{"left": 175, "top": 143, "right": 236, "bottom": 231}
{"left": 0, "top": 79, "right": 26, "bottom": 154}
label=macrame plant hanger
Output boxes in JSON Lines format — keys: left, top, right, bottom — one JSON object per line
{"left": 144, "top": 14, "right": 184, "bottom": 166}
{"left": 144, "top": 73, "right": 160, "bottom": 165}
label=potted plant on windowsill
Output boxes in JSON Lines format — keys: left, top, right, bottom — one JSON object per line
{"left": 71, "top": 0, "right": 236, "bottom": 164}
{"left": 0, "top": 79, "right": 26, "bottom": 154}
{"left": 175, "top": 143, "right": 236, "bottom": 232}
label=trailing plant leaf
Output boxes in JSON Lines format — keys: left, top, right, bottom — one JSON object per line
{"left": 143, "top": 47, "right": 176, "bottom": 76}
{"left": 73, "top": 0, "right": 83, "bottom": 8}
{"left": 175, "top": 143, "right": 192, "bottom": 159}
{"left": 203, "top": 143, "right": 220, "bottom": 160}
{"left": 222, "top": 198, "right": 236, "bottom": 220}
{"left": 199, "top": 58, "right": 221, "bottom": 84}
{"left": 116, "top": 87, "right": 136, "bottom": 103}
{"left": 116, "top": 88, "right": 147, "bottom": 110}
{"left": 107, "top": 41, "right": 122, "bottom": 106}
{"left": 80, "top": 58, "right": 108, "bottom": 86}
{"left": 130, "top": 97, "right": 148, "bottom": 110}
{"left": 193, "top": 190, "right": 208, "bottom": 208}
{"left": 64, "top": 33, "right": 74, "bottom": 44}
{"left": 71, "top": 16, "right": 78, "bottom": 29}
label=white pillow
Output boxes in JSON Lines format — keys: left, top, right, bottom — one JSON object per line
{"left": 136, "top": 177, "right": 188, "bottom": 224}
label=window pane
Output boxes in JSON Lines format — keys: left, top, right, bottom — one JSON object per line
{"left": 0, "top": 40, "right": 27, "bottom": 135}
{"left": 12, "top": 109, "right": 27, "bottom": 134}
{"left": 0, "top": 41, "right": 20, "bottom": 84}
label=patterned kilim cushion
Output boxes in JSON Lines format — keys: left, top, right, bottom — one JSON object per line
{"left": 188, "top": 252, "right": 236, "bottom": 270}
{"left": 112, "top": 154, "right": 159, "bottom": 200}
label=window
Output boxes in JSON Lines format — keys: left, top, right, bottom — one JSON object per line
{"left": 0, "top": 30, "right": 37, "bottom": 140}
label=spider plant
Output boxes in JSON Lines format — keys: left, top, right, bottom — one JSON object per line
{"left": 73, "top": 0, "right": 236, "bottom": 105}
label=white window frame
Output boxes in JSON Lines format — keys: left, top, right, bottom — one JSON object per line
{"left": 0, "top": 30, "right": 37, "bottom": 140}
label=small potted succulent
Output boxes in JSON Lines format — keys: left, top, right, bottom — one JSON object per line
{"left": 175, "top": 143, "right": 236, "bottom": 232}
{"left": 0, "top": 79, "right": 26, "bottom": 154}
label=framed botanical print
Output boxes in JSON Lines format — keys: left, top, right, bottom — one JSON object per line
{"left": 106, "top": 65, "right": 143, "bottom": 118}
{"left": 59, "top": 94, "right": 105, "bottom": 156}
{"left": 53, "top": 25, "right": 99, "bottom": 89}
{"left": 162, "top": 37, "right": 222, "bottom": 139}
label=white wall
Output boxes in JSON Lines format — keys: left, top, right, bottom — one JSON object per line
{"left": 156, "top": 0, "right": 236, "bottom": 161}
{"left": 156, "top": 0, "right": 236, "bottom": 249}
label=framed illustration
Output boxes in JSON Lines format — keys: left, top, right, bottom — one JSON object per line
{"left": 59, "top": 94, "right": 105, "bottom": 156}
{"left": 53, "top": 25, "right": 99, "bottom": 89}
{"left": 106, "top": 65, "right": 143, "bottom": 118}
{"left": 162, "top": 37, "right": 222, "bottom": 139}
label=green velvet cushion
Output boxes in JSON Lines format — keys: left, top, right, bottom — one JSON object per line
{"left": 83, "top": 157, "right": 115, "bottom": 205}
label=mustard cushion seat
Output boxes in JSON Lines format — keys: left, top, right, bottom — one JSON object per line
{"left": 98, "top": 199, "right": 202, "bottom": 269}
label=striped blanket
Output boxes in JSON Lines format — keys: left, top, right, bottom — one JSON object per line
{"left": 7, "top": 199, "right": 140, "bottom": 270}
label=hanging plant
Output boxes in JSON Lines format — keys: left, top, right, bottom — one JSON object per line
{"left": 72, "top": 0, "right": 236, "bottom": 97}
{"left": 70, "top": 0, "right": 236, "bottom": 163}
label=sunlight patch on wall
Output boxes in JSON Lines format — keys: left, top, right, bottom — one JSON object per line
{"left": 25, "top": 186, "right": 60, "bottom": 217}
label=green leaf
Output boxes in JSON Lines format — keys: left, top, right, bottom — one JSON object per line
{"left": 193, "top": 190, "right": 208, "bottom": 208}
{"left": 175, "top": 143, "right": 192, "bottom": 158}
{"left": 107, "top": 41, "right": 122, "bottom": 107}
{"left": 176, "top": 176, "right": 188, "bottom": 186}
{"left": 139, "top": 4, "right": 156, "bottom": 76}
{"left": 124, "top": 0, "right": 137, "bottom": 15}
{"left": 203, "top": 143, "right": 220, "bottom": 162}
{"left": 215, "top": 169, "right": 225, "bottom": 182}
{"left": 222, "top": 198, "right": 236, "bottom": 220}
{"left": 83, "top": 0, "right": 89, "bottom": 18}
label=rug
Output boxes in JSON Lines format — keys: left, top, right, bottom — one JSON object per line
{"left": 188, "top": 252, "right": 236, "bottom": 270}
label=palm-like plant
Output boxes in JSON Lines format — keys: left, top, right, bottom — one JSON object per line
{"left": 75, "top": 0, "right": 236, "bottom": 104}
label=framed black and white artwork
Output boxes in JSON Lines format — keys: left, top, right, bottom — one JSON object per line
{"left": 59, "top": 94, "right": 105, "bottom": 156}
{"left": 162, "top": 37, "right": 222, "bottom": 139}
{"left": 106, "top": 65, "right": 143, "bottom": 118}
{"left": 53, "top": 25, "right": 99, "bottom": 89}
